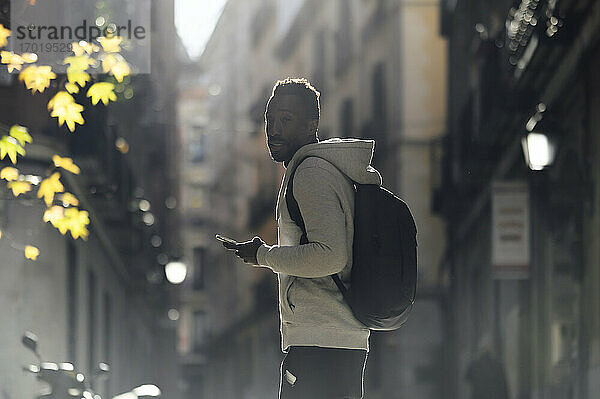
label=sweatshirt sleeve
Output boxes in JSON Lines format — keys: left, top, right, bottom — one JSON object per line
{"left": 255, "top": 165, "right": 348, "bottom": 278}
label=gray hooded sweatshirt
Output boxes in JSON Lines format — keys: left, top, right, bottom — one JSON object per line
{"left": 256, "top": 138, "right": 382, "bottom": 352}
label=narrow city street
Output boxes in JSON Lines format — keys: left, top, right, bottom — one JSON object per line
{"left": 1, "top": 1, "right": 599, "bottom": 399}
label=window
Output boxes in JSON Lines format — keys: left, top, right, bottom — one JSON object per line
{"left": 189, "top": 128, "right": 206, "bottom": 163}
{"left": 193, "top": 247, "right": 206, "bottom": 291}
{"left": 335, "top": 0, "right": 353, "bottom": 76}
{"left": 193, "top": 311, "right": 207, "bottom": 352}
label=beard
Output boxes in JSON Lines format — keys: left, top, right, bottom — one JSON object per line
{"left": 268, "top": 142, "right": 289, "bottom": 163}
{"left": 269, "top": 148, "right": 287, "bottom": 162}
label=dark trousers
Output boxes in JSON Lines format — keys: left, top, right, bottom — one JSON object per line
{"left": 279, "top": 346, "right": 368, "bottom": 399}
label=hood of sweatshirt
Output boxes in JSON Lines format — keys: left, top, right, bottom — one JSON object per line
{"left": 275, "top": 138, "right": 382, "bottom": 219}
{"left": 286, "top": 138, "right": 383, "bottom": 185}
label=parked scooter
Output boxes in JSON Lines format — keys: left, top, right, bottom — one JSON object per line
{"left": 21, "top": 331, "right": 161, "bottom": 399}
{"left": 22, "top": 331, "right": 96, "bottom": 399}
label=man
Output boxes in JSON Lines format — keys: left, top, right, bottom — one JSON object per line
{"left": 465, "top": 337, "right": 509, "bottom": 399}
{"left": 220, "top": 78, "right": 382, "bottom": 398}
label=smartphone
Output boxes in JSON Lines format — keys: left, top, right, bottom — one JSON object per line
{"left": 215, "top": 234, "right": 238, "bottom": 245}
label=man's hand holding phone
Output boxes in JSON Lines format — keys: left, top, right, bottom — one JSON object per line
{"left": 216, "top": 234, "right": 265, "bottom": 265}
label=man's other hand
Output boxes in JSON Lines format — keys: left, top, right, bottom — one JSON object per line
{"left": 222, "top": 236, "right": 265, "bottom": 265}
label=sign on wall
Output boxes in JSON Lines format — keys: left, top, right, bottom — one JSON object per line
{"left": 492, "top": 181, "right": 530, "bottom": 279}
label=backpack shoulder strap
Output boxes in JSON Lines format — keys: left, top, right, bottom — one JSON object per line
{"left": 285, "top": 158, "right": 308, "bottom": 244}
{"left": 285, "top": 157, "right": 351, "bottom": 304}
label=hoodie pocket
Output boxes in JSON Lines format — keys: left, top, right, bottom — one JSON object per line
{"left": 285, "top": 277, "right": 296, "bottom": 313}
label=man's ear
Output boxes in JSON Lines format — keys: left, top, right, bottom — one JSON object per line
{"left": 307, "top": 119, "right": 318, "bottom": 135}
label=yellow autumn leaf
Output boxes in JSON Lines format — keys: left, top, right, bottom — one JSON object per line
{"left": 0, "top": 24, "right": 10, "bottom": 48}
{"left": 61, "top": 207, "right": 90, "bottom": 239}
{"left": 48, "top": 93, "right": 85, "bottom": 132}
{"left": 1, "top": 51, "right": 24, "bottom": 72}
{"left": 43, "top": 205, "right": 64, "bottom": 227}
{"left": 66, "top": 67, "right": 91, "bottom": 87}
{"left": 9, "top": 125, "right": 32, "bottom": 146}
{"left": 19, "top": 65, "right": 56, "bottom": 93}
{"left": 24, "top": 245, "right": 40, "bottom": 260}
{"left": 71, "top": 41, "right": 99, "bottom": 56}
{"left": 110, "top": 59, "right": 130, "bottom": 83}
{"left": 70, "top": 224, "right": 89, "bottom": 240}
{"left": 87, "top": 82, "right": 117, "bottom": 105}
{"left": 71, "top": 42, "right": 86, "bottom": 57}
{"left": 0, "top": 166, "right": 19, "bottom": 181}
{"left": 7, "top": 180, "right": 32, "bottom": 196}
{"left": 50, "top": 100, "right": 85, "bottom": 132}
{"left": 101, "top": 54, "right": 130, "bottom": 82}
{"left": 61, "top": 192, "right": 79, "bottom": 206}
{"left": 69, "top": 208, "right": 89, "bottom": 239}
{"left": 102, "top": 53, "right": 118, "bottom": 72}
{"left": 21, "top": 53, "right": 38, "bottom": 63}
{"left": 52, "top": 155, "right": 80, "bottom": 174}
{"left": 98, "top": 36, "right": 123, "bottom": 53}
{"left": 65, "top": 82, "right": 79, "bottom": 94}
{"left": 63, "top": 55, "right": 95, "bottom": 71}
{"left": 0, "top": 135, "right": 25, "bottom": 164}
{"left": 1, "top": 51, "right": 19, "bottom": 62}
{"left": 18, "top": 65, "right": 37, "bottom": 87}
{"left": 48, "top": 91, "right": 75, "bottom": 111}
{"left": 54, "top": 216, "right": 70, "bottom": 235}
{"left": 37, "top": 172, "right": 64, "bottom": 206}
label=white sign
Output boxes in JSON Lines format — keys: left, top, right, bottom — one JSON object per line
{"left": 492, "top": 181, "right": 530, "bottom": 279}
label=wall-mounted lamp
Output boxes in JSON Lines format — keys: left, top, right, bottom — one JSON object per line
{"left": 521, "top": 132, "right": 556, "bottom": 171}
{"left": 165, "top": 261, "right": 187, "bottom": 284}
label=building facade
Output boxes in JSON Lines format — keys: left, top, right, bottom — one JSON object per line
{"left": 0, "top": 1, "right": 182, "bottom": 399}
{"left": 440, "top": 0, "right": 600, "bottom": 398}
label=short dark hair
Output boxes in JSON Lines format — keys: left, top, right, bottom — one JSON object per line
{"left": 271, "top": 78, "right": 320, "bottom": 122}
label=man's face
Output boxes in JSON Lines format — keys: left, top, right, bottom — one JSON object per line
{"left": 265, "top": 94, "right": 312, "bottom": 164}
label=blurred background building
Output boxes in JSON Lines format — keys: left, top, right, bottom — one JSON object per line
{"left": 0, "top": 1, "right": 183, "bottom": 399}
{"left": 439, "top": 0, "right": 600, "bottom": 398}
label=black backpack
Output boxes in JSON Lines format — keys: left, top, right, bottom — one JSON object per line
{"left": 286, "top": 156, "right": 417, "bottom": 331}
